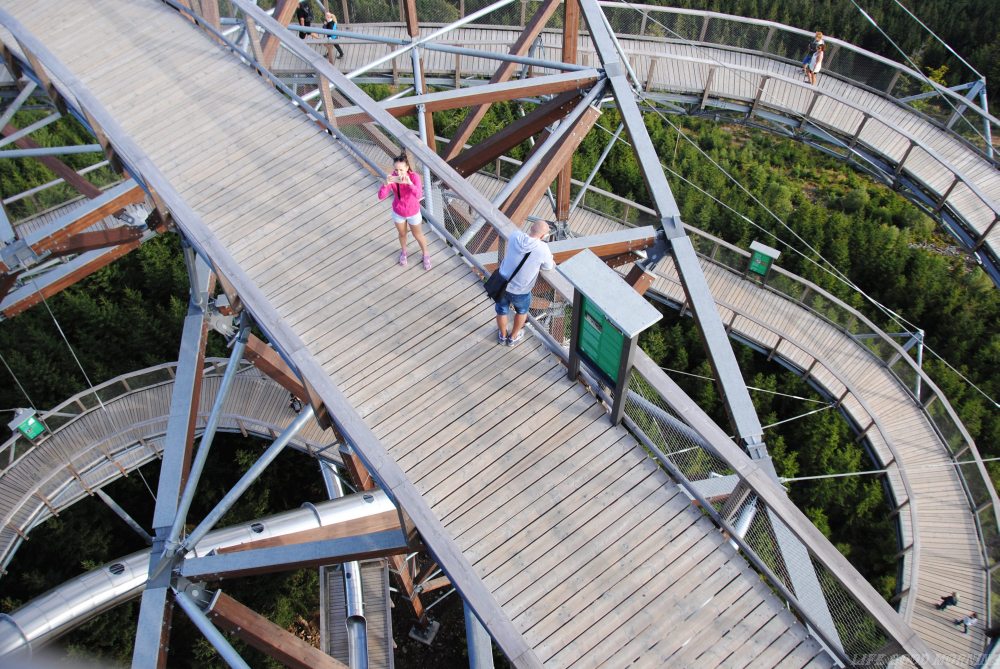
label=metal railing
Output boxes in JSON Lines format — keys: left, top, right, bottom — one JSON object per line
{"left": 335, "top": 0, "right": 995, "bottom": 157}
{"left": 0, "top": 1, "right": 948, "bottom": 663}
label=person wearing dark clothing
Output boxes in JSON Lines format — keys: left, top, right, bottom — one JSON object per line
{"left": 936, "top": 592, "right": 959, "bottom": 610}
{"left": 324, "top": 12, "right": 344, "bottom": 59}
{"left": 295, "top": 0, "right": 313, "bottom": 40}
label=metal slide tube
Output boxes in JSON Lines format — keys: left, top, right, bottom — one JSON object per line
{"left": 0, "top": 491, "right": 397, "bottom": 656}
{"left": 174, "top": 588, "right": 251, "bottom": 669}
{"left": 181, "top": 406, "right": 315, "bottom": 552}
{"left": 344, "top": 0, "right": 516, "bottom": 80}
{"left": 166, "top": 323, "right": 251, "bottom": 547}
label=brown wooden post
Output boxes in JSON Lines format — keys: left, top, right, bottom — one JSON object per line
{"left": 260, "top": 0, "right": 298, "bottom": 67}
{"left": 442, "top": 0, "right": 563, "bottom": 161}
{"left": 208, "top": 593, "right": 350, "bottom": 669}
{"left": 624, "top": 265, "right": 656, "bottom": 296}
{"left": 555, "top": 0, "right": 580, "bottom": 223}
{"left": 340, "top": 0, "right": 350, "bottom": 23}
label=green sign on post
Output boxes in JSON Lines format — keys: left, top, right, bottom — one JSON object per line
{"left": 579, "top": 296, "right": 627, "bottom": 382}
{"left": 8, "top": 408, "right": 45, "bottom": 440}
{"left": 748, "top": 241, "right": 781, "bottom": 279}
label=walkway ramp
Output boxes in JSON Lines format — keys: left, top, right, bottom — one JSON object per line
{"left": 565, "top": 204, "right": 988, "bottom": 663}
{"left": 277, "top": 21, "right": 1000, "bottom": 283}
{"left": 0, "top": 1, "right": 834, "bottom": 666}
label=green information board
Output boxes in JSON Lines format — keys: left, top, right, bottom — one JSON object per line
{"left": 748, "top": 250, "right": 773, "bottom": 277}
{"left": 15, "top": 413, "right": 45, "bottom": 440}
{"left": 578, "top": 296, "right": 626, "bottom": 382}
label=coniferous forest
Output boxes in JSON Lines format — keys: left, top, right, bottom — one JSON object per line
{"left": 1, "top": 2, "right": 999, "bottom": 665}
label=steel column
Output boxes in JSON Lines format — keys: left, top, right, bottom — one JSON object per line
{"left": 180, "top": 406, "right": 316, "bottom": 553}
{"left": 464, "top": 602, "right": 495, "bottom": 669}
{"left": 174, "top": 588, "right": 251, "bottom": 669}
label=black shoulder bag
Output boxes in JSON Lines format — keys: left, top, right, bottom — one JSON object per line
{"left": 484, "top": 251, "right": 531, "bottom": 302}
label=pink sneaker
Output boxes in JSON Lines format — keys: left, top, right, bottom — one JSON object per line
{"left": 422, "top": 254, "right": 432, "bottom": 270}
{"left": 398, "top": 250, "right": 407, "bottom": 266}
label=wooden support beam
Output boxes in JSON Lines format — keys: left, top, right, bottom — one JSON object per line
{"left": 45, "top": 226, "right": 145, "bottom": 258}
{"left": 501, "top": 104, "right": 601, "bottom": 225}
{"left": 475, "top": 226, "right": 657, "bottom": 270}
{"left": 214, "top": 507, "right": 402, "bottom": 554}
{"left": 420, "top": 576, "right": 452, "bottom": 593}
{"left": 207, "top": 592, "right": 349, "bottom": 669}
{"left": 30, "top": 183, "right": 146, "bottom": 254}
{"left": 260, "top": 0, "right": 298, "bottom": 68}
{"left": 244, "top": 334, "right": 308, "bottom": 399}
{"left": 624, "top": 264, "right": 656, "bottom": 296}
{"left": 333, "top": 71, "right": 599, "bottom": 125}
{"left": 556, "top": 0, "right": 580, "bottom": 222}
{"left": 442, "top": 0, "right": 564, "bottom": 161}
{"left": 1, "top": 241, "right": 142, "bottom": 318}
{"left": 340, "top": 445, "right": 376, "bottom": 491}
{"left": 2, "top": 124, "right": 102, "bottom": 198}
{"left": 448, "top": 90, "right": 583, "bottom": 177}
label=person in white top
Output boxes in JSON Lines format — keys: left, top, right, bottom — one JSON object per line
{"left": 495, "top": 220, "right": 555, "bottom": 346}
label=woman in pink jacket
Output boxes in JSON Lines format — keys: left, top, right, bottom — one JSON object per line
{"left": 378, "top": 154, "right": 431, "bottom": 269}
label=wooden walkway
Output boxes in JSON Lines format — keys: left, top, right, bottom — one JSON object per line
{"left": 567, "top": 207, "right": 987, "bottom": 665}
{"left": 0, "top": 361, "right": 333, "bottom": 575}
{"left": 275, "top": 24, "right": 1000, "bottom": 276}
{"left": 0, "top": 1, "right": 834, "bottom": 666}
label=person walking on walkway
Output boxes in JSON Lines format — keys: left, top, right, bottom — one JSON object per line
{"left": 377, "top": 154, "right": 431, "bottom": 269}
{"left": 494, "top": 220, "right": 555, "bottom": 346}
{"left": 294, "top": 0, "right": 313, "bottom": 40}
{"left": 954, "top": 612, "right": 978, "bottom": 634}
{"left": 323, "top": 12, "right": 344, "bottom": 59}
{"left": 936, "top": 592, "right": 959, "bottom": 610}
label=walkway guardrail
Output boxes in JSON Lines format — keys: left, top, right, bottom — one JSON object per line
{"left": 1, "top": 0, "right": 945, "bottom": 663}
{"left": 335, "top": 0, "right": 996, "bottom": 158}
{"left": 0, "top": 359, "right": 253, "bottom": 473}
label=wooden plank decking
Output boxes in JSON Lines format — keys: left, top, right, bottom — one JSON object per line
{"left": 567, "top": 206, "right": 987, "bottom": 665}
{"left": 0, "top": 1, "right": 835, "bottom": 666}
{"left": 276, "top": 24, "right": 1000, "bottom": 268}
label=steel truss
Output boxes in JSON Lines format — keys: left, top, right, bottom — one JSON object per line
{"left": 0, "top": 0, "right": 951, "bottom": 667}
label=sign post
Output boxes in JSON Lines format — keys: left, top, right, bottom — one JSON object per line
{"left": 560, "top": 250, "right": 662, "bottom": 425}
{"left": 8, "top": 407, "right": 45, "bottom": 441}
{"left": 747, "top": 240, "right": 781, "bottom": 283}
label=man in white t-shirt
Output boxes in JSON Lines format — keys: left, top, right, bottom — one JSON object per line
{"left": 495, "top": 220, "right": 555, "bottom": 346}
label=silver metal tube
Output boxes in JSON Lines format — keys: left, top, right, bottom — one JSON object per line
{"left": 410, "top": 47, "right": 434, "bottom": 220}
{"left": 0, "top": 144, "right": 103, "bottom": 158}
{"left": 569, "top": 122, "right": 624, "bottom": 216}
{"left": 166, "top": 323, "right": 251, "bottom": 547}
{"left": 0, "top": 81, "right": 37, "bottom": 129}
{"left": 96, "top": 489, "right": 153, "bottom": 545}
{"left": 464, "top": 602, "right": 495, "bottom": 669}
{"left": 981, "top": 87, "right": 994, "bottom": 159}
{"left": 174, "top": 589, "right": 251, "bottom": 669}
{"left": 181, "top": 406, "right": 315, "bottom": 552}
{"left": 0, "top": 112, "right": 62, "bottom": 149}
{"left": 914, "top": 329, "right": 924, "bottom": 400}
{"left": 345, "top": 0, "right": 516, "bottom": 80}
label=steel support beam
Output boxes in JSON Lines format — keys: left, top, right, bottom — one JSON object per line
{"left": 332, "top": 70, "right": 600, "bottom": 125}
{"left": 448, "top": 90, "right": 584, "bottom": 177}
{"left": 132, "top": 248, "right": 213, "bottom": 669}
{"left": 442, "top": 0, "right": 563, "bottom": 161}
{"left": 181, "top": 529, "right": 409, "bottom": 580}
{"left": 2, "top": 123, "right": 102, "bottom": 198}
{"left": 0, "top": 80, "right": 36, "bottom": 130}
{"left": 0, "top": 143, "right": 103, "bottom": 158}
{"left": 95, "top": 488, "right": 153, "bottom": 545}
{"left": 207, "top": 592, "right": 349, "bottom": 669}
{"left": 465, "top": 602, "right": 495, "bottom": 669}
{"left": 174, "top": 588, "right": 251, "bottom": 669}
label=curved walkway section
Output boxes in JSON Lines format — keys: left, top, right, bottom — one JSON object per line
{"left": 566, "top": 203, "right": 987, "bottom": 663}
{"left": 0, "top": 360, "right": 335, "bottom": 575}
{"left": 0, "top": 2, "right": 834, "bottom": 666}
{"left": 275, "top": 19, "right": 1000, "bottom": 283}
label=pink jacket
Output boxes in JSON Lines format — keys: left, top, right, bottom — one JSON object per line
{"left": 377, "top": 171, "right": 423, "bottom": 217}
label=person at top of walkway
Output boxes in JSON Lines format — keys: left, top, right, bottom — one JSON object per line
{"left": 295, "top": 0, "right": 313, "bottom": 40}
{"left": 936, "top": 591, "right": 959, "bottom": 610}
{"left": 323, "top": 12, "right": 344, "bottom": 59}
{"left": 805, "top": 42, "right": 825, "bottom": 86}
{"left": 954, "top": 612, "right": 978, "bottom": 634}
{"left": 494, "top": 220, "right": 555, "bottom": 347}
{"left": 377, "top": 154, "right": 431, "bottom": 270}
